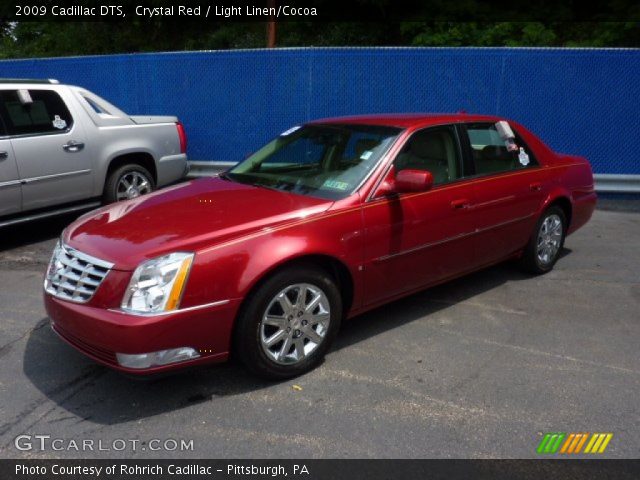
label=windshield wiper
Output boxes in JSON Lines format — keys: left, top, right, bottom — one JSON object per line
{"left": 253, "top": 182, "right": 284, "bottom": 193}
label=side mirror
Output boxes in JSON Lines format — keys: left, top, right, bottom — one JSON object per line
{"left": 395, "top": 169, "right": 434, "bottom": 193}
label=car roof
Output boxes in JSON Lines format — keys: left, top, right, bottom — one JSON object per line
{"left": 0, "top": 78, "right": 60, "bottom": 85}
{"left": 308, "top": 113, "right": 503, "bottom": 129}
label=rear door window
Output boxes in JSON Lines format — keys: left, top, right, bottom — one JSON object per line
{"left": 465, "top": 123, "right": 537, "bottom": 175}
{"left": 0, "top": 89, "right": 73, "bottom": 136}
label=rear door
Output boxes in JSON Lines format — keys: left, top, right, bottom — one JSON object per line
{"left": 461, "top": 122, "right": 547, "bottom": 265}
{"left": 0, "top": 88, "right": 93, "bottom": 211}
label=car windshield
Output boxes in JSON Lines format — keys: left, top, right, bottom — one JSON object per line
{"left": 224, "top": 124, "right": 402, "bottom": 200}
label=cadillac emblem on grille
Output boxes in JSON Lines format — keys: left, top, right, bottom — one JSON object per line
{"left": 44, "top": 242, "right": 113, "bottom": 303}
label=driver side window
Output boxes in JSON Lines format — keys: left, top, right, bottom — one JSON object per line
{"left": 394, "top": 126, "right": 461, "bottom": 185}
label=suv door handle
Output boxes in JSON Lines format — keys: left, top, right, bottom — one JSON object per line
{"left": 451, "top": 198, "right": 471, "bottom": 210}
{"left": 0, "top": 151, "right": 7, "bottom": 160}
{"left": 62, "top": 141, "right": 85, "bottom": 152}
{"left": 529, "top": 182, "right": 542, "bottom": 191}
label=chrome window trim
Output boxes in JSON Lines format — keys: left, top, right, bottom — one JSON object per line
{"left": 0, "top": 128, "right": 73, "bottom": 140}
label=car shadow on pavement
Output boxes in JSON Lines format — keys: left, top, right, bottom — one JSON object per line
{"left": 21, "top": 253, "right": 568, "bottom": 426}
{"left": 0, "top": 214, "right": 79, "bottom": 252}
{"left": 335, "top": 247, "right": 571, "bottom": 351}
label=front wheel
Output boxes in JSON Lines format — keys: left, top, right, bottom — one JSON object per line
{"left": 234, "top": 266, "right": 342, "bottom": 379}
{"left": 520, "top": 206, "right": 567, "bottom": 274}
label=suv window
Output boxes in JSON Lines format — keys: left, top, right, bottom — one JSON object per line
{"left": 0, "top": 89, "right": 73, "bottom": 136}
{"left": 465, "top": 122, "right": 537, "bottom": 175}
{"left": 82, "top": 95, "right": 110, "bottom": 114}
{"left": 394, "top": 126, "right": 461, "bottom": 185}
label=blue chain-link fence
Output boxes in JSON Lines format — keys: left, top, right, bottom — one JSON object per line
{"left": 0, "top": 47, "right": 638, "bottom": 174}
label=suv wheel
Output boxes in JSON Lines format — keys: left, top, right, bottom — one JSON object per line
{"left": 103, "top": 164, "right": 155, "bottom": 203}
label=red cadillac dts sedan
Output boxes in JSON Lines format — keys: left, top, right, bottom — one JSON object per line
{"left": 44, "top": 114, "right": 596, "bottom": 379}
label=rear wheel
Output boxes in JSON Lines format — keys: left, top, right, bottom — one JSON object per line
{"left": 234, "top": 266, "right": 342, "bottom": 379}
{"left": 103, "top": 164, "right": 155, "bottom": 203}
{"left": 520, "top": 206, "right": 566, "bottom": 274}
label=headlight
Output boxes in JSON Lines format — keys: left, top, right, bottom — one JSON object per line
{"left": 121, "top": 252, "right": 194, "bottom": 314}
{"left": 44, "top": 241, "right": 64, "bottom": 288}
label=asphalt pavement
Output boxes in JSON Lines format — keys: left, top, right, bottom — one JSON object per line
{"left": 0, "top": 205, "right": 638, "bottom": 459}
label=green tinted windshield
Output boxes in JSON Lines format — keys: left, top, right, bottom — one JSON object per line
{"left": 225, "top": 124, "right": 402, "bottom": 200}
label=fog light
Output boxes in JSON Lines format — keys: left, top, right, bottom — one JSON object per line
{"left": 116, "top": 347, "right": 200, "bottom": 369}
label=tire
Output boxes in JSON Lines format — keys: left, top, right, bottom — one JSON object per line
{"left": 103, "top": 164, "right": 155, "bottom": 204}
{"left": 520, "top": 206, "right": 567, "bottom": 274}
{"left": 234, "top": 265, "right": 342, "bottom": 379}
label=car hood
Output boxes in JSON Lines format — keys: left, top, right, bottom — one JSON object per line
{"left": 63, "top": 177, "right": 333, "bottom": 270}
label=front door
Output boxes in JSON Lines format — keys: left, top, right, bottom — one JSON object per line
{"left": 362, "top": 125, "right": 478, "bottom": 306}
{"left": 0, "top": 88, "right": 93, "bottom": 211}
{"left": 0, "top": 138, "right": 21, "bottom": 217}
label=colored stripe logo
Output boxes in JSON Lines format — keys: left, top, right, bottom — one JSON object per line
{"left": 537, "top": 433, "right": 613, "bottom": 454}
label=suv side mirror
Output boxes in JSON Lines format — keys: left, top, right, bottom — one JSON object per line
{"left": 395, "top": 169, "right": 434, "bottom": 193}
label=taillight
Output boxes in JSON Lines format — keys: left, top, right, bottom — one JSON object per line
{"left": 176, "top": 121, "right": 187, "bottom": 154}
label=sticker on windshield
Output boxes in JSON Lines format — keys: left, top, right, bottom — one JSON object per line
{"left": 323, "top": 180, "right": 350, "bottom": 191}
{"left": 518, "top": 147, "right": 530, "bottom": 166}
{"left": 360, "top": 150, "right": 373, "bottom": 160}
{"left": 280, "top": 125, "right": 300, "bottom": 136}
{"left": 52, "top": 115, "right": 67, "bottom": 130}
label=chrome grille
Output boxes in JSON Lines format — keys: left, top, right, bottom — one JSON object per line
{"left": 45, "top": 242, "right": 113, "bottom": 303}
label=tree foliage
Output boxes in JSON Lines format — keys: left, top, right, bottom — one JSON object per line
{"left": 1, "top": 9, "right": 638, "bottom": 59}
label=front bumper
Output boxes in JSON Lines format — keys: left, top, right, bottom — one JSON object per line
{"left": 45, "top": 293, "right": 240, "bottom": 374}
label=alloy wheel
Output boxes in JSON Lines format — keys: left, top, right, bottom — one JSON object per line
{"left": 259, "top": 283, "right": 331, "bottom": 365}
{"left": 116, "top": 171, "right": 152, "bottom": 200}
{"left": 536, "top": 213, "right": 563, "bottom": 265}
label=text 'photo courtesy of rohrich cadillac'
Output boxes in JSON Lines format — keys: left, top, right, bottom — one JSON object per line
{"left": 14, "top": 462, "right": 310, "bottom": 477}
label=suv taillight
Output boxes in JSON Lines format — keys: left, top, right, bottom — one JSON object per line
{"left": 176, "top": 121, "right": 187, "bottom": 154}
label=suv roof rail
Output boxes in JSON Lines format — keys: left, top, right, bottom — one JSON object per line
{"left": 0, "top": 78, "right": 60, "bottom": 84}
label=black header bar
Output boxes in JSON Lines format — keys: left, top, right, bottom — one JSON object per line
{"left": 1, "top": 0, "right": 639, "bottom": 22}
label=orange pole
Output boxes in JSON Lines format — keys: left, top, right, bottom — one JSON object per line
{"left": 267, "top": 0, "right": 277, "bottom": 48}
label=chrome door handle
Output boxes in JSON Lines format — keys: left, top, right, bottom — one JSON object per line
{"left": 0, "top": 151, "right": 7, "bottom": 160}
{"left": 62, "top": 141, "right": 85, "bottom": 152}
{"left": 529, "top": 182, "right": 542, "bottom": 191}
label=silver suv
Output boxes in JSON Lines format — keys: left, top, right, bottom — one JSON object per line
{"left": 0, "top": 79, "right": 188, "bottom": 227}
